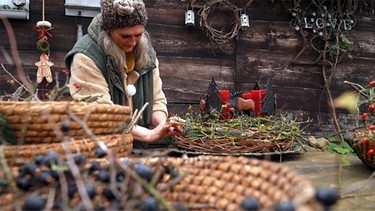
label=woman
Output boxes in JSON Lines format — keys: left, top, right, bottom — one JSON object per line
{"left": 64, "top": 0, "right": 183, "bottom": 147}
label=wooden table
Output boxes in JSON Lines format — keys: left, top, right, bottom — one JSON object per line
{"left": 279, "top": 151, "right": 375, "bottom": 210}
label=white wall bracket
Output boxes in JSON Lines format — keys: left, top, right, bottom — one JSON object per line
{"left": 65, "top": 0, "right": 100, "bottom": 18}
{"left": 0, "top": 0, "right": 30, "bottom": 20}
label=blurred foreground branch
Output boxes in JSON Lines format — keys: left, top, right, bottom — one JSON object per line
{"left": 0, "top": 15, "right": 34, "bottom": 96}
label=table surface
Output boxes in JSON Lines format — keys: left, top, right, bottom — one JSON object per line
{"left": 281, "top": 150, "right": 375, "bottom": 210}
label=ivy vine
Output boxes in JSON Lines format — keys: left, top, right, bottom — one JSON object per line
{"left": 289, "top": 0, "right": 374, "bottom": 140}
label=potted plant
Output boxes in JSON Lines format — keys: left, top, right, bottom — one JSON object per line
{"left": 337, "top": 80, "right": 375, "bottom": 170}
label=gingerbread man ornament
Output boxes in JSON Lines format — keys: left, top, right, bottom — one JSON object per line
{"left": 35, "top": 53, "right": 54, "bottom": 83}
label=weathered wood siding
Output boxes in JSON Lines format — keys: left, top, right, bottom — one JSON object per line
{"left": 1, "top": 0, "right": 374, "bottom": 136}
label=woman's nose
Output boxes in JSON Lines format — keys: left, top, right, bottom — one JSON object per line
{"left": 129, "top": 37, "right": 137, "bottom": 47}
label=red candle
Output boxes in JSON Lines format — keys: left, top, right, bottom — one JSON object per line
{"left": 250, "top": 89, "right": 266, "bottom": 116}
{"left": 219, "top": 90, "right": 230, "bottom": 119}
{"left": 241, "top": 93, "right": 252, "bottom": 100}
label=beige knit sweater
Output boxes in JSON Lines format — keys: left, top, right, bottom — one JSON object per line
{"left": 69, "top": 53, "right": 168, "bottom": 116}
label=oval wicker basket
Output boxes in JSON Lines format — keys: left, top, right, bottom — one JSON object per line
{"left": 2, "top": 133, "right": 133, "bottom": 166}
{"left": 344, "top": 131, "right": 375, "bottom": 170}
{"left": 0, "top": 155, "right": 332, "bottom": 210}
{"left": 0, "top": 101, "right": 132, "bottom": 144}
{"left": 129, "top": 155, "right": 325, "bottom": 210}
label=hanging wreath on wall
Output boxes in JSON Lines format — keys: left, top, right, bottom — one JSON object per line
{"left": 36, "top": 38, "right": 50, "bottom": 53}
{"left": 198, "top": 0, "right": 240, "bottom": 45}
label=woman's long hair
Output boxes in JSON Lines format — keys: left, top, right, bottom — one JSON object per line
{"left": 99, "top": 29, "right": 152, "bottom": 72}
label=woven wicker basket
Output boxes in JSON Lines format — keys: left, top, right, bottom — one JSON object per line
{"left": 344, "top": 131, "right": 375, "bottom": 170}
{"left": 130, "top": 155, "right": 323, "bottom": 210}
{"left": 0, "top": 155, "right": 330, "bottom": 210}
{"left": 3, "top": 133, "right": 133, "bottom": 166}
{"left": 0, "top": 101, "right": 132, "bottom": 143}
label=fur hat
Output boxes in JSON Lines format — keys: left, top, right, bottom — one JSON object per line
{"left": 101, "top": 0, "right": 147, "bottom": 30}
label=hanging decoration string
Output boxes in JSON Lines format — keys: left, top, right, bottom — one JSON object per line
{"left": 33, "top": 0, "right": 54, "bottom": 84}
{"left": 42, "top": 0, "right": 45, "bottom": 21}
{"left": 33, "top": 0, "right": 53, "bottom": 41}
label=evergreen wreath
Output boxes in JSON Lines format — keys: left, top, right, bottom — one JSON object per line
{"left": 36, "top": 38, "right": 50, "bottom": 53}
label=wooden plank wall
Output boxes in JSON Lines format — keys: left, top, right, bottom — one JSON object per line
{"left": 1, "top": 0, "right": 374, "bottom": 137}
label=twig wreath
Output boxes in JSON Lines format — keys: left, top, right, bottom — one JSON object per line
{"left": 198, "top": 0, "right": 240, "bottom": 45}
{"left": 195, "top": 0, "right": 254, "bottom": 47}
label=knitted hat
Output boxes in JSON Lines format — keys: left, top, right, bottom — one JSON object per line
{"left": 101, "top": 0, "right": 147, "bottom": 30}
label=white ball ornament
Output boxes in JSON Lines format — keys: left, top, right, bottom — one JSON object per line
{"left": 37, "top": 21, "right": 52, "bottom": 28}
{"left": 126, "top": 84, "right": 136, "bottom": 96}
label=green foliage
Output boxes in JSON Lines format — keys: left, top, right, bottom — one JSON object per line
{"left": 345, "top": 80, "right": 375, "bottom": 127}
{"left": 326, "top": 141, "right": 355, "bottom": 155}
{"left": 0, "top": 113, "right": 17, "bottom": 145}
{"left": 0, "top": 4, "right": 27, "bottom": 11}
{"left": 327, "top": 135, "right": 355, "bottom": 155}
{"left": 0, "top": 5, "right": 12, "bottom": 9}
{"left": 328, "top": 33, "right": 359, "bottom": 60}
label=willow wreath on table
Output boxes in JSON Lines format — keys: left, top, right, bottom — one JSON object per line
{"left": 198, "top": 0, "right": 240, "bottom": 45}
{"left": 170, "top": 113, "right": 309, "bottom": 155}
{"left": 172, "top": 131, "right": 296, "bottom": 154}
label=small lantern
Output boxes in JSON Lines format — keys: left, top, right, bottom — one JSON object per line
{"left": 77, "top": 24, "right": 83, "bottom": 41}
{"left": 240, "top": 13, "right": 250, "bottom": 28}
{"left": 185, "top": 9, "right": 195, "bottom": 27}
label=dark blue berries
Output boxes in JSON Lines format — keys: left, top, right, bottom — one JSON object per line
{"left": 60, "top": 118, "right": 71, "bottom": 133}
{"left": 42, "top": 151, "right": 59, "bottom": 167}
{"left": 96, "top": 170, "right": 110, "bottom": 183}
{"left": 241, "top": 197, "right": 259, "bottom": 210}
{"left": 140, "top": 197, "right": 159, "bottom": 211}
{"left": 134, "top": 162, "right": 153, "bottom": 182}
{"left": 275, "top": 200, "right": 295, "bottom": 211}
{"left": 95, "top": 148, "right": 108, "bottom": 158}
{"left": 315, "top": 187, "right": 338, "bottom": 207}
{"left": 23, "top": 194, "right": 46, "bottom": 210}
{"left": 16, "top": 177, "right": 30, "bottom": 191}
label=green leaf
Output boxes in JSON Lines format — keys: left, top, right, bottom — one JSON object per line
{"left": 0, "top": 113, "right": 18, "bottom": 145}
{"left": 326, "top": 142, "right": 354, "bottom": 155}
{"left": 335, "top": 147, "right": 350, "bottom": 154}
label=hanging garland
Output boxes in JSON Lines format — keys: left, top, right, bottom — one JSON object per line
{"left": 33, "top": 0, "right": 54, "bottom": 84}
{"left": 198, "top": 0, "right": 240, "bottom": 45}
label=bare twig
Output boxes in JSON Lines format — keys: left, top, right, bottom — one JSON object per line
{"left": 344, "top": 80, "right": 369, "bottom": 99}
{"left": 47, "top": 72, "right": 69, "bottom": 101}
{"left": 0, "top": 63, "right": 27, "bottom": 90}
{"left": 0, "top": 146, "right": 21, "bottom": 210}
{"left": 45, "top": 188, "right": 56, "bottom": 211}
{"left": 123, "top": 102, "right": 149, "bottom": 134}
{"left": 0, "top": 15, "right": 34, "bottom": 96}
{"left": 61, "top": 138, "right": 95, "bottom": 210}
{"left": 45, "top": 109, "right": 94, "bottom": 210}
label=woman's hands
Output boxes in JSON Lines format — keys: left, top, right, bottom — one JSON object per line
{"left": 149, "top": 117, "right": 184, "bottom": 142}
{"left": 131, "top": 115, "right": 185, "bottom": 143}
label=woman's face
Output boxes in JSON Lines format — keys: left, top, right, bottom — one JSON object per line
{"left": 108, "top": 25, "right": 145, "bottom": 53}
